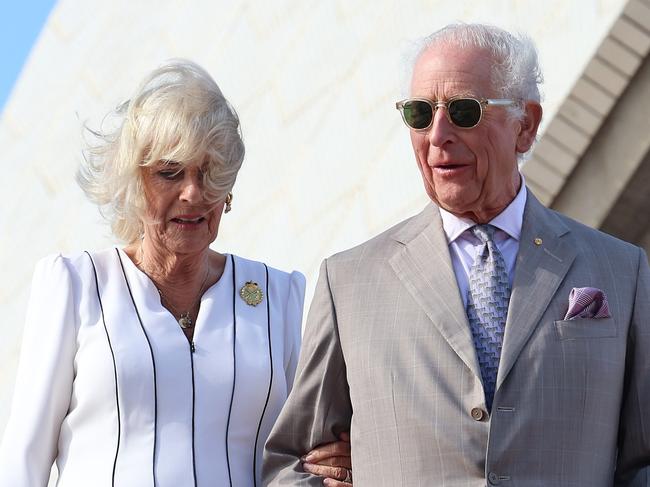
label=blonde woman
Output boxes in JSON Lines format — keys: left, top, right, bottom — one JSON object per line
{"left": 0, "top": 60, "right": 351, "bottom": 487}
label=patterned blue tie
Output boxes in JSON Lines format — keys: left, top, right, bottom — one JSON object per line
{"left": 466, "top": 224, "right": 511, "bottom": 411}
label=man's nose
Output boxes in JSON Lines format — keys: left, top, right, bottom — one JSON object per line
{"left": 427, "top": 106, "right": 455, "bottom": 147}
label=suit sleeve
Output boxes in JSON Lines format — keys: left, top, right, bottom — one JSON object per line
{"left": 284, "top": 270, "right": 307, "bottom": 392}
{"left": 0, "top": 255, "right": 77, "bottom": 487}
{"left": 615, "top": 248, "right": 650, "bottom": 486}
{"left": 264, "top": 258, "right": 353, "bottom": 485}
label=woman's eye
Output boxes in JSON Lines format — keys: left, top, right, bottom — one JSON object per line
{"left": 158, "top": 170, "right": 182, "bottom": 180}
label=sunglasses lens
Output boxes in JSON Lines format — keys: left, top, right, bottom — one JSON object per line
{"left": 448, "top": 98, "right": 481, "bottom": 128}
{"left": 402, "top": 100, "right": 433, "bottom": 130}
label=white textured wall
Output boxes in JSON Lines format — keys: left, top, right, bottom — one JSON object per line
{"left": 0, "top": 0, "right": 626, "bottom": 452}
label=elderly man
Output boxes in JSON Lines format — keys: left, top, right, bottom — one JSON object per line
{"left": 264, "top": 23, "right": 650, "bottom": 486}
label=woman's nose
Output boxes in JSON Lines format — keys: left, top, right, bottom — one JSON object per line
{"left": 179, "top": 171, "right": 203, "bottom": 202}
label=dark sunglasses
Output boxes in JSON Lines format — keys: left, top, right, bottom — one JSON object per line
{"left": 395, "top": 96, "right": 517, "bottom": 130}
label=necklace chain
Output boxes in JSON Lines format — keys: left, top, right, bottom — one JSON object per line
{"left": 140, "top": 245, "right": 211, "bottom": 329}
{"left": 157, "top": 269, "right": 210, "bottom": 329}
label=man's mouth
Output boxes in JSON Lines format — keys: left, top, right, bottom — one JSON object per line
{"left": 433, "top": 162, "right": 469, "bottom": 171}
{"left": 435, "top": 164, "right": 466, "bottom": 169}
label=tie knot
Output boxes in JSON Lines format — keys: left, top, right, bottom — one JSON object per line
{"left": 471, "top": 224, "right": 496, "bottom": 244}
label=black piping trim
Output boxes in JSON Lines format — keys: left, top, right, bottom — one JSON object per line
{"left": 252, "top": 264, "right": 272, "bottom": 487}
{"left": 86, "top": 251, "right": 120, "bottom": 487}
{"left": 115, "top": 249, "right": 158, "bottom": 486}
{"left": 224, "top": 254, "right": 237, "bottom": 487}
{"left": 190, "top": 340, "right": 198, "bottom": 487}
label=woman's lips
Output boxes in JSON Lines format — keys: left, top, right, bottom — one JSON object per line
{"left": 171, "top": 215, "right": 205, "bottom": 227}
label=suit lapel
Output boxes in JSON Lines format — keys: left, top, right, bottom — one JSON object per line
{"left": 389, "top": 204, "right": 482, "bottom": 379}
{"left": 496, "top": 192, "right": 576, "bottom": 390}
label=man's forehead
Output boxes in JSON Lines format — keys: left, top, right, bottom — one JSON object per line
{"left": 410, "top": 45, "right": 494, "bottom": 96}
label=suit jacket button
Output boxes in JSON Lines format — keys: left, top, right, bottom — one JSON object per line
{"left": 488, "top": 472, "right": 500, "bottom": 484}
{"left": 471, "top": 407, "right": 486, "bottom": 421}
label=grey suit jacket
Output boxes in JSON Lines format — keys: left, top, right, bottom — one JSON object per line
{"left": 264, "top": 192, "right": 650, "bottom": 486}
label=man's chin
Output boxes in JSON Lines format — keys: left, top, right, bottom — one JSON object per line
{"left": 429, "top": 193, "right": 476, "bottom": 217}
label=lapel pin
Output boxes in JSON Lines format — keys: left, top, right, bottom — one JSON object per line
{"left": 534, "top": 237, "right": 543, "bottom": 246}
{"left": 240, "top": 281, "right": 264, "bottom": 306}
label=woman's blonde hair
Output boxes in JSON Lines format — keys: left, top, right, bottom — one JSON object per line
{"left": 78, "top": 59, "right": 245, "bottom": 243}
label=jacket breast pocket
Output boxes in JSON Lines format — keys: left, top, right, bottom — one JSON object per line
{"left": 554, "top": 317, "right": 617, "bottom": 340}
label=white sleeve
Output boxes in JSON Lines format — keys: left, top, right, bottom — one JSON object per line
{"left": 0, "top": 254, "right": 77, "bottom": 487}
{"left": 284, "top": 270, "right": 306, "bottom": 392}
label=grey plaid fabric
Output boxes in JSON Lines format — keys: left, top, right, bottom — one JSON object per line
{"left": 265, "top": 197, "right": 650, "bottom": 486}
{"left": 466, "top": 224, "right": 510, "bottom": 410}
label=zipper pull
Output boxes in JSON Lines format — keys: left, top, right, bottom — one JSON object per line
{"left": 190, "top": 341, "right": 196, "bottom": 353}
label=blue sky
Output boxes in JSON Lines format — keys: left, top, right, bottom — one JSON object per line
{"left": 0, "top": 0, "right": 57, "bottom": 114}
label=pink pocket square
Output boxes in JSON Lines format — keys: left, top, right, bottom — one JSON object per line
{"left": 564, "top": 287, "right": 611, "bottom": 320}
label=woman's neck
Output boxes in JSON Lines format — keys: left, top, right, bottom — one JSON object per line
{"left": 140, "top": 241, "right": 208, "bottom": 286}
{"left": 125, "top": 238, "right": 217, "bottom": 311}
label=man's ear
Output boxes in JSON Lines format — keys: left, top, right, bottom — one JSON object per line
{"left": 516, "top": 101, "right": 543, "bottom": 153}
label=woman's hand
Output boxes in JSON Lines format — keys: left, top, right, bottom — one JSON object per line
{"left": 302, "top": 432, "right": 353, "bottom": 485}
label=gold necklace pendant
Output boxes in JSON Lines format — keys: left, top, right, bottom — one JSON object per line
{"left": 178, "top": 312, "right": 193, "bottom": 329}
{"left": 240, "top": 281, "right": 264, "bottom": 306}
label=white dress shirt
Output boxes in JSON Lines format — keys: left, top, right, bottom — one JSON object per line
{"left": 439, "top": 177, "right": 527, "bottom": 307}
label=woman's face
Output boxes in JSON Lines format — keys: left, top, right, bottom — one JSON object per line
{"left": 140, "top": 160, "right": 225, "bottom": 256}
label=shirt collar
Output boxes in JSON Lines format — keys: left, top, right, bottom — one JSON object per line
{"left": 438, "top": 174, "right": 528, "bottom": 244}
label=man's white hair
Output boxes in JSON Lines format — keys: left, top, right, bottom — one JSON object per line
{"left": 407, "top": 23, "right": 544, "bottom": 120}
